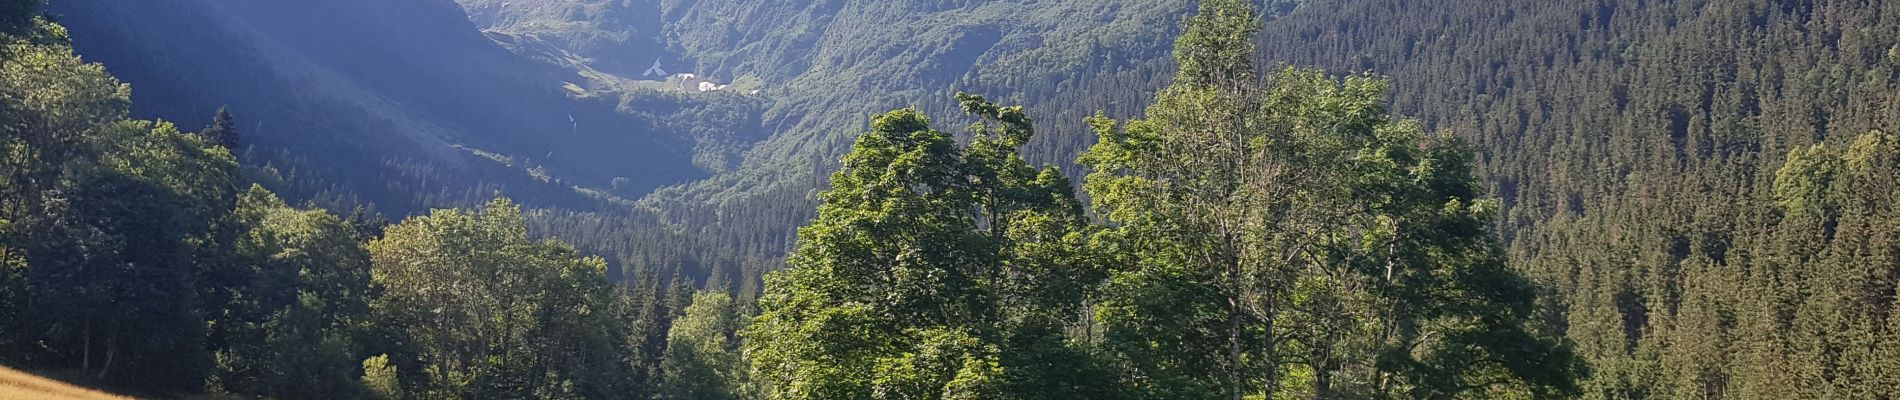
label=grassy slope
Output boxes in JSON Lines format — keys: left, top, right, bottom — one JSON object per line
{"left": 0, "top": 366, "right": 135, "bottom": 400}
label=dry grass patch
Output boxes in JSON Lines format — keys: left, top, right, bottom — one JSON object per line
{"left": 0, "top": 366, "right": 136, "bottom": 400}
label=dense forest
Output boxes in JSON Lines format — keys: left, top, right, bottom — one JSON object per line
{"left": 1248, "top": 0, "right": 1900, "bottom": 397}
{"left": 3, "top": 0, "right": 1898, "bottom": 398}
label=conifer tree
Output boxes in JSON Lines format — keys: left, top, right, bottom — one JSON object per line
{"left": 202, "top": 106, "right": 240, "bottom": 150}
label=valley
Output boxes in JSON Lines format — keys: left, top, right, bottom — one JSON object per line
{"left": 1, "top": 0, "right": 1895, "bottom": 398}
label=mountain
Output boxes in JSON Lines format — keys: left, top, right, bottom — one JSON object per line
{"left": 473, "top": 0, "right": 1210, "bottom": 268}
{"left": 48, "top": 0, "right": 1205, "bottom": 287}
{"left": 50, "top": 0, "right": 712, "bottom": 215}
{"left": 446, "top": 0, "right": 1203, "bottom": 190}
{"left": 455, "top": 0, "right": 672, "bottom": 79}
{"left": 18, "top": 0, "right": 1900, "bottom": 397}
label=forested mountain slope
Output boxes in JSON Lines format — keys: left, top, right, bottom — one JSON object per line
{"left": 636, "top": 0, "right": 1207, "bottom": 279}
{"left": 457, "top": 0, "right": 1216, "bottom": 290}
{"left": 49, "top": 0, "right": 711, "bottom": 215}
{"left": 10, "top": 0, "right": 1900, "bottom": 397}
{"left": 1248, "top": 0, "right": 1900, "bottom": 397}
{"left": 455, "top": 0, "right": 671, "bottom": 79}
{"left": 50, "top": 0, "right": 1209, "bottom": 288}
{"left": 650, "top": 0, "right": 1198, "bottom": 197}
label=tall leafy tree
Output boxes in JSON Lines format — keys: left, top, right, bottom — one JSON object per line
{"left": 0, "top": 12, "right": 131, "bottom": 302}
{"left": 0, "top": 5, "right": 247, "bottom": 393}
{"left": 208, "top": 185, "right": 376, "bottom": 399}
{"left": 0, "top": 11, "right": 130, "bottom": 354}
{"left": 369, "top": 197, "right": 630, "bottom": 399}
{"left": 745, "top": 94, "right": 1108, "bottom": 399}
{"left": 1080, "top": 0, "right": 1581, "bottom": 398}
{"left": 23, "top": 119, "right": 238, "bottom": 391}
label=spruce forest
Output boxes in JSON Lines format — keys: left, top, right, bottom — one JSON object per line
{"left": 1, "top": 0, "right": 1897, "bottom": 398}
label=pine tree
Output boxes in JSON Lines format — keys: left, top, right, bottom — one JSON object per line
{"left": 202, "top": 106, "right": 241, "bottom": 150}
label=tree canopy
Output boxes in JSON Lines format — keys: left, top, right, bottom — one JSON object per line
{"left": 744, "top": 93, "right": 1114, "bottom": 400}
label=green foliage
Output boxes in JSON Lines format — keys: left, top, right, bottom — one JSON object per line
{"left": 745, "top": 94, "right": 1111, "bottom": 400}
{"left": 1172, "top": 0, "right": 1259, "bottom": 89}
{"left": 25, "top": 133, "right": 220, "bottom": 391}
{"left": 0, "top": 4, "right": 691, "bottom": 398}
{"left": 0, "top": 8, "right": 250, "bottom": 394}
{"left": 368, "top": 197, "right": 632, "bottom": 399}
{"left": 207, "top": 185, "right": 375, "bottom": 399}
{"left": 1749, "top": 130, "right": 1900, "bottom": 399}
{"left": 622, "top": 0, "right": 1200, "bottom": 292}
{"left": 1080, "top": 1, "right": 1579, "bottom": 398}
{"left": 362, "top": 354, "right": 403, "bottom": 400}
{"left": 658, "top": 291, "right": 752, "bottom": 400}
{"left": 1242, "top": 0, "right": 1900, "bottom": 397}
{"left": 200, "top": 106, "right": 240, "bottom": 150}
{"left": 51, "top": 0, "right": 712, "bottom": 220}
{"left": 0, "top": 20, "right": 238, "bottom": 385}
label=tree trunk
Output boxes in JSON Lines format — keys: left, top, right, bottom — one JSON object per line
{"left": 1315, "top": 334, "right": 1337, "bottom": 399}
{"left": 81, "top": 317, "right": 91, "bottom": 373}
{"left": 97, "top": 334, "right": 115, "bottom": 379}
{"left": 1372, "top": 233, "right": 1401, "bottom": 396}
{"left": 1229, "top": 297, "right": 1244, "bottom": 400}
{"left": 1225, "top": 229, "right": 1247, "bottom": 400}
{"left": 1315, "top": 365, "right": 1333, "bottom": 399}
{"left": 1263, "top": 297, "right": 1279, "bottom": 400}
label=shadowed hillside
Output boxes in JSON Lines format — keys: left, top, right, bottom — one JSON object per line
{"left": 51, "top": 0, "right": 708, "bottom": 215}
